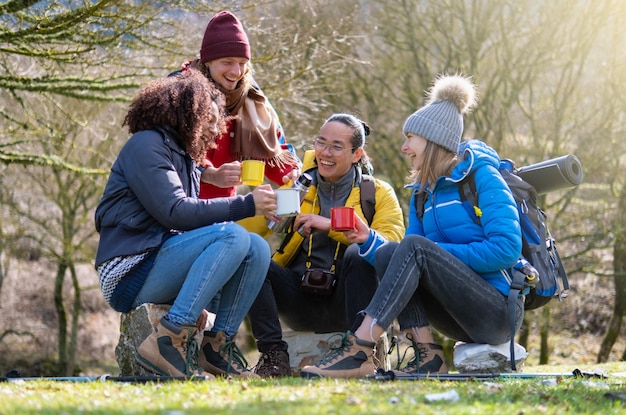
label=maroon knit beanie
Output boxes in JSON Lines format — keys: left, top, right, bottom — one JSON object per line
{"left": 200, "top": 11, "right": 251, "bottom": 62}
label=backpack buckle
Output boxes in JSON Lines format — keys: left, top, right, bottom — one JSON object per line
{"left": 513, "top": 258, "right": 539, "bottom": 291}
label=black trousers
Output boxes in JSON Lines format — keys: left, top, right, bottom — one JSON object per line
{"left": 247, "top": 244, "right": 379, "bottom": 353}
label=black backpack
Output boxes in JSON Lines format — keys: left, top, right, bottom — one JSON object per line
{"left": 414, "top": 159, "right": 570, "bottom": 370}
{"left": 463, "top": 161, "right": 569, "bottom": 308}
{"left": 359, "top": 174, "right": 376, "bottom": 226}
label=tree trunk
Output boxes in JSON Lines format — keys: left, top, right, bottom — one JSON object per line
{"left": 54, "top": 261, "right": 68, "bottom": 375}
{"left": 68, "top": 263, "right": 81, "bottom": 376}
{"left": 539, "top": 306, "right": 550, "bottom": 364}
{"left": 598, "top": 180, "right": 626, "bottom": 362}
{"left": 517, "top": 315, "right": 530, "bottom": 350}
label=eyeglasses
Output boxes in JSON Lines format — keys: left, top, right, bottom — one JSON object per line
{"left": 313, "top": 138, "right": 354, "bottom": 154}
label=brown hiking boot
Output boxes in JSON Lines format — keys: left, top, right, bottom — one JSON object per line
{"left": 199, "top": 331, "right": 259, "bottom": 379}
{"left": 254, "top": 346, "right": 292, "bottom": 378}
{"left": 300, "top": 331, "right": 377, "bottom": 379}
{"left": 392, "top": 334, "right": 448, "bottom": 376}
{"left": 136, "top": 317, "right": 214, "bottom": 379}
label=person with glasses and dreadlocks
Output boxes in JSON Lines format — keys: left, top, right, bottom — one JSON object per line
{"left": 245, "top": 113, "right": 405, "bottom": 377}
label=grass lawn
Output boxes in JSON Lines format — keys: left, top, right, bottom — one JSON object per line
{"left": 1, "top": 362, "right": 625, "bottom": 414}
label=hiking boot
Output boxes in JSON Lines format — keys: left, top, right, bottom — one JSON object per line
{"left": 199, "top": 331, "right": 259, "bottom": 379}
{"left": 254, "top": 346, "right": 292, "bottom": 378}
{"left": 392, "top": 334, "right": 448, "bottom": 376}
{"left": 300, "top": 331, "right": 377, "bottom": 379}
{"left": 136, "top": 317, "right": 214, "bottom": 379}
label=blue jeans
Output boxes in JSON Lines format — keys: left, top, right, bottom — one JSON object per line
{"left": 132, "top": 222, "right": 270, "bottom": 336}
{"left": 366, "top": 235, "right": 523, "bottom": 344}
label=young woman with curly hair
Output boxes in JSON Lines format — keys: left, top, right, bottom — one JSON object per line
{"left": 95, "top": 69, "right": 277, "bottom": 379}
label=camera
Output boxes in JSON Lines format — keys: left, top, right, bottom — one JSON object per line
{"left": 301, "top": 269, "right": 336, "bottom": 295}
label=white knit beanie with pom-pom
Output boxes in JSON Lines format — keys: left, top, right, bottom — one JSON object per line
{"left": 402, "top": 74, "right": 478, "bottom": 153}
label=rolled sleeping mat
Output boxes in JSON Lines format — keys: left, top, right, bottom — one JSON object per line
{"left": 516, "top": 154, "right": 583, "bottom": 195}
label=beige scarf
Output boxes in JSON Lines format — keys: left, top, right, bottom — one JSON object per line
{"left": 223, "top": 85, "right": 283, "bottom": 162}
{"left": 225, "top": 85, "right": 299, "bottom": 170}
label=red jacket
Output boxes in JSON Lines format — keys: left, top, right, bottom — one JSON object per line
{"left": 199, "top": 121, "right": 299, "bottom": 198}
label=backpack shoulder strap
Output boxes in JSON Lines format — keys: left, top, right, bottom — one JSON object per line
{"left": 360, "top": 175, "right": 376, "bottom": 226}
{"left": 413, "top": 170, "right": 481, "bottom": 223}
{"left": 413, "top": 190, "right": 427, "bottom": 221}
{"left": 458, "top": 171, "right": 481, "bottom": 225}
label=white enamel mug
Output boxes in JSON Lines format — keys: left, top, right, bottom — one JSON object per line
{"left": 275, "top": 188, "right": 301, "bottom": 217}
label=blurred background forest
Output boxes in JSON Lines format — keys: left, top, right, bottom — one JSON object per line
{"left": 0, "top": 0, "right": 625, "bottom": 376}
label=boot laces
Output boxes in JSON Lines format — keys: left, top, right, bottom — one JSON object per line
{"left": 317, "top": 332, "right": 354, "bottom": 365}
{"left": 395, "top": 333, "right": 428, "bottom": 371}
{"left": 220, "top": 339, "right": 250, "bottom": 373}
{"left": 185, "top": 334, "right": 204, "bottom": 375}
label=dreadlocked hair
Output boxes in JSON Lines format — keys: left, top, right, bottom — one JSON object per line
{"left": 123, "top": 69, "right": 228, "bottom": 163}
{"left": 323, "top": 113, "right": 374, "bottom": 175}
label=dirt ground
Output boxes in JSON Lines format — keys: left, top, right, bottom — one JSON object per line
{"left": 0, "top": 256, "right": 624, "bottom": 376}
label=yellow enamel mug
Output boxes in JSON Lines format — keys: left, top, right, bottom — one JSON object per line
{"left": 241, "top": 160, "right": 265, "bottom": 186}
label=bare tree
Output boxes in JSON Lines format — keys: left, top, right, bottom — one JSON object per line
{"left": 598, "top": 180, "right": 626, "bottom": 362}
{"left": 596, "top": 1, "right": 626, "bottom": 360}
{"left": 3, "top": 96, "right": 123, "bottom": 374}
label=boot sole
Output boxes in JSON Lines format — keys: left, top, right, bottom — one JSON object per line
{"left": 136, "top": 355, "right": 169, "bottom": 376}
{"left": 137, "top": 355, "right": 215, "bottom": 380}
{"left": 300, "top": 371, "right": 322, "bottom": 379}
{"left": 200, "top": 358, "right": 261, "bottom": 379}
{"left": 199, "top": 360, "right": 227, "bottom": 376}
{"left": 300, "top": 370, "right": 372, "bottom": 379}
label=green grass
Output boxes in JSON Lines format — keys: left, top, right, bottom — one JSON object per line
{"left": 1, "top": 363, "right": 625, "bottom": 414}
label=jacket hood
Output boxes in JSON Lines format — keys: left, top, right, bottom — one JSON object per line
{"left": 451, "top": 139, "right": 501, "bottom": 182}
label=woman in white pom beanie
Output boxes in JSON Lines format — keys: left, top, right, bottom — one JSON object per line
{"left": 301, "top": 74, "right": 524, "bottom": 379}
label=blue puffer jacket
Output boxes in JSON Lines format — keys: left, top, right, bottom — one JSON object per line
{"left": 405, "top": 139, "right": 522, "bottom": 295}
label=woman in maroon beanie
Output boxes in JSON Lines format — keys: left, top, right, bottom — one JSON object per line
{"left": 180, "top": 11, "right": 300, "bottom": 199}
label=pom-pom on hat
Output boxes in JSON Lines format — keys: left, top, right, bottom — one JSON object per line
{"left": 200, "top": 11, "right": 250, "bottom": 63}
{"left": 402, "top": 75, "right": 477, "bottom": 153}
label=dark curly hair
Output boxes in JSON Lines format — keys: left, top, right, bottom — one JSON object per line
{"left": 123, "top": 69, "right": 228, "bottom": 163}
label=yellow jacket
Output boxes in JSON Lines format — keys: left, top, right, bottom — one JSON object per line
{"left": 238, "top": 150, "right": 405, "bottom": 266}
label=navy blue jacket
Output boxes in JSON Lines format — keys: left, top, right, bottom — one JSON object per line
{"left": 94, "top": 127, "right": 256, "bottom": 267}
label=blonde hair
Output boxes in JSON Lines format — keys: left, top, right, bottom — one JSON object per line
{"left": 409, "top": 140, "right": 458, "bottom": 191}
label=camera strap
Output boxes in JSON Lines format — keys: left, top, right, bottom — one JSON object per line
{"left": 305, "top": 235, "right": 341, "bottom": 274}
{"left": 305, "top": 192, "right": 340, "bottom": 273}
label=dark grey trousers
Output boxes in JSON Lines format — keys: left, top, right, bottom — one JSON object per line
{"left": 365, "top": 235, "right": 524, "bottom": 344}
